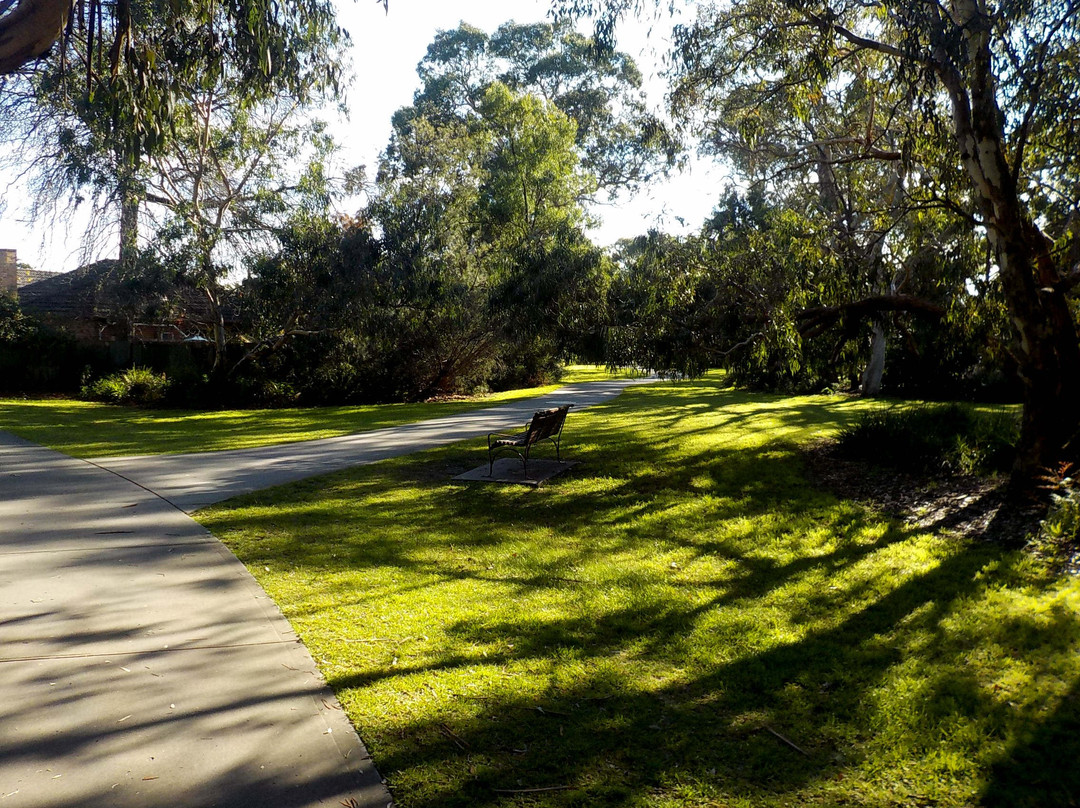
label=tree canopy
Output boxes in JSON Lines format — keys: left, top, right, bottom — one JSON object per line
{"left": 401, "top": 19, "right": 678, "bottom": 197}
{"left": 555, "top": 0, "right": 1080, "bottom": 482}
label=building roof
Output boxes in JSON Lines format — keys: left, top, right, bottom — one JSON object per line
{"left": 16, "top": 268, "right": 59, "bottom": 287}
{"left": 18, "top": 260, "right": 217, "bottom": 324}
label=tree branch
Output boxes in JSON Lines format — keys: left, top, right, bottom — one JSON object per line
{"left": 797, "top": 294, "right": 945, "bottom": 340}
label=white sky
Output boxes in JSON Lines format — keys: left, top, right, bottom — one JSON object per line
{"left": 0, "top": 0, "right": 729, "bottom": 273}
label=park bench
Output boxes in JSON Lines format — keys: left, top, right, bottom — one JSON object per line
{"left": 487, "top": 404, "right": 572, "bottom": 478}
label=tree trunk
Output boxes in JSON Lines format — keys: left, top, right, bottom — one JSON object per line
{"left": 939, "top": 0, "right": 1080, "bottom": 484}
{"left": 0, "top": 0, "right": 71, "bottom": 74}
{"left": 117, "top": 155, "right": 143, "bottom": 274}
{"left": 992, "top": 230, "right": 1080, "bottom": 480}
{"left": 118, "top": 187, "right": 139, "bottom": 275}
{"left": 860, "top": 319, "right": 886, "bottom": 397}
{"left": 202, "top": 283, "right": 227, "bottom": 374}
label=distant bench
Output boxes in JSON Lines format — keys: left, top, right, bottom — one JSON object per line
{"left": 487, "top": 404, "right": 572, "bottom": 477}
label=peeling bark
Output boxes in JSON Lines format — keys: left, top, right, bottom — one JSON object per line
{"left": 939, "top": 0, "right": 1080, "bottom": 482}
{"left": 0, "top": 0, "right": 71, "bottom": 74}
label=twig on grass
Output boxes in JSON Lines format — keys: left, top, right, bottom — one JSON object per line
{"left": 517, "top": 705, "right": 572, "bottom": 717}
{"left": 492, "top": 785, "right": 571, "bottom": 794}
{"left": 763, "top": 724, "right": 810, "bottom": 756}
{"left": 438, "top": 723, "right": 469, "bottom": 750}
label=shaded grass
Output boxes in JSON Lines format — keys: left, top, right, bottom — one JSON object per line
{"left": 836, "top": 402, "right": 1020, "bottom": 475}
{"left": 199, "top": 379, "right": 1080, "bottom": 808}
{"left": 0, "top": 364, "right": 626, "bottom": 457}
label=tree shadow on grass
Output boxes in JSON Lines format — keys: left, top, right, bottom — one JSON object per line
{"left": 980, "top": 674, "right": 1080, "bottom": 807}
{"left": 338, "top": 538, "right": 1009, "bottom": 808}
{"left": 203, "top": 381, "right": 1078, "bottom": 807}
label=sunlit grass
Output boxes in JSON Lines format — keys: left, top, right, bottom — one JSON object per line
{"left": 199, "top": 379, "right": 1080, "bottom": 808}
{"left": 0, "top": 364, "right": 626, "bottom": 457}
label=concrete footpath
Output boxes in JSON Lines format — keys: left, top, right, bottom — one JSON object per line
{"left": 94, "top": 377, "right": 654, "bottom": 512}
{"left": 0, "top": 434, "right": 391, "bottom": 808}
{"left": 0, "top": 377, "right": 654, "bottom": 807}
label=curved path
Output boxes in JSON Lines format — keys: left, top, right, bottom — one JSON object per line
{"left": 93, "top": 377, "right": 654, "bottom": 512}
{"left": 0, "top": 377, "right": 654, "bottom": 807}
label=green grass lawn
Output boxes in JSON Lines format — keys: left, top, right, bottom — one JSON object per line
{"left": 198, "top": 378, "right": 1080, "bottom": 808}
{"left": 0, "top": 364, "right": 630, "bottom": 457}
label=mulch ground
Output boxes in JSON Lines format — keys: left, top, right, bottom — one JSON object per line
{"left": 800, "top": 439, "right": 1044, "bottom": 546}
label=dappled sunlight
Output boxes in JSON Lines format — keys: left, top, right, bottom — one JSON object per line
{"left": 198, "top": 377, "right": 1080, "bottom": 807}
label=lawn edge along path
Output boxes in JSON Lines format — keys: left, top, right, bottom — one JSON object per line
{"left": 93, "top": 377, "right": 658, "bottom": 512}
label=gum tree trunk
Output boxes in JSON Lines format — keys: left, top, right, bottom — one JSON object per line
{"left": 860, "top": 319, "right": 886, "bottom": 397}
{"left": 0, "top": 0, "right": 71, "bottom": 74}
{"left": 941, "top": 0, "right": 1080, "bottom": 482}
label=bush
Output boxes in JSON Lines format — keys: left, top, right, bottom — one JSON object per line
{"left": 1033, "top": 464, "right": 1080, "bottom": 549}
{"left": 835, "top": 403, "right": 1018, "bottom": 475}
{"left": 82, "top": 367, "right": 170, "bottom": 406}
{"left": 1041, "top": 482, "right": 1080, "bottom": 546}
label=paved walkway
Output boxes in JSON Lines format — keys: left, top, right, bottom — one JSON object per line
{"left": 93, "top": 377, "right": 653, "bottom": 512}
{"left": 0, "top": 377, "right": 654, "bottom": 807}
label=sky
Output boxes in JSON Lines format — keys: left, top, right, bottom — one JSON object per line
{"left": 0, "top": 0, "right": 729, "bottom": 273}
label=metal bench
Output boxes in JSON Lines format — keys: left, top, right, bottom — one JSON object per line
{"left": 487, "top": 404, "right": 572, "bottom": 478}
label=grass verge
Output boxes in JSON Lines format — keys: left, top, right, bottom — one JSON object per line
{"left": 0, "top": 364, "right": 630, "bottom": 457}
{"left": 198, "top": 379, "right": 1080, "bottom": 808}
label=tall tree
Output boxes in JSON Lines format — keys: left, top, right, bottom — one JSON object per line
{"left": 404, "top": 19, "right": 677, "bottom": 198}
{"left": 2, "top": 0, "right": 346, "bottom": 271}
{"left": 368, "top": 78, "right": 605, "bottom": 396}
{"left": 141, "top": 91, "right": 339, "bottom": 371}
{"left": 556, "top": 0, "right": 1080, "bottom": 483}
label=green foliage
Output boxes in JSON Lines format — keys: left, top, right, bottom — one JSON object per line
{"left": 836, "top": 404, "right": 1019, "bottom": 476}
{"left": 605, "top": 188, "right": 1014, "bottom": 399}
{"left": 363, "top": 59, "right": 611, "bottom": 399}
{"left": 606, "top": 194, "right": 840, "bottom": 390}
{"left": 12, "top": 0, "right": 346, "bottom": 158}
{"left": 558, "top": 0, "right": 1080, "bottom": 479}
{"left": 1041, "top": 483, "right": 1080, "bottom": 546}
{"left": 1035, "top": 465, "right": 1080, "bottom": 549}
{"left": 2, "top": 0, "right": 347, "bottom": 318}
{"left": 0, "top": 295, "right": 35, "bottom": 342}
{"left": 411, "top": 19, "right": 677, "bottom": 197}
{"left": 82, "top": 367, "right": 170, "bottom": 406}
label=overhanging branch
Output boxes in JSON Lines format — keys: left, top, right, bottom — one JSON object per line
{"left": 797, "top": 294, "right": 945, "bottom": 340}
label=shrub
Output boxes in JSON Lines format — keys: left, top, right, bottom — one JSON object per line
{"left": 1041, "top": 482, "right": 1080, "bottom": 546}
{"left": 835, "top": 403, "right": 1018, "bottom": 475}
{"left": 1034, "top": 464, "right": 1080, "bottom": 549}
{"left": 82, "top": 367, "right": 170, "bottom": 406}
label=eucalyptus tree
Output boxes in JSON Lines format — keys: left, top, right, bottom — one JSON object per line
{"left": 404, "top": 19, "right": 677, "bottom": 198}
{"left": 1, "top": 0, "right": 347, "bottom": 274}
{"left": 368, "top": 78, "right": 604, "bottom": 396}
{"left": 557, "top": 0, "right": 1080, "bottom": 481}
{"left": 0, "top": 0, "right": 354, "bottom": 82}
{"left": 140, "top": 91, "right": 340, "bottom": 371}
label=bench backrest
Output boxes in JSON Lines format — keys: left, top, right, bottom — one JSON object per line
{"left": 525, "top": 405, "right": 570, "bottom": 445}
